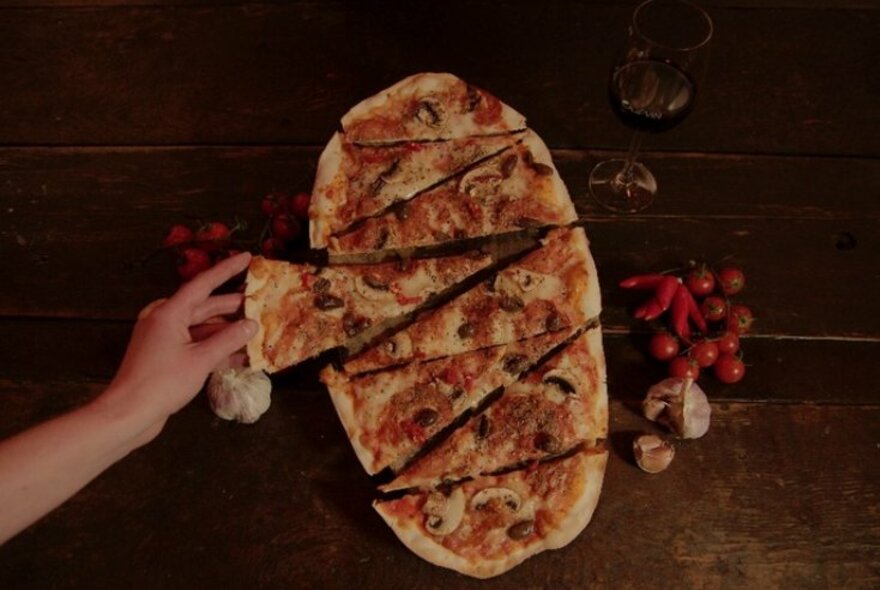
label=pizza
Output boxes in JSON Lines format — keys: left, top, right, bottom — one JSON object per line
{"left": 381, "top": 327, "right": 608, "bottom": 493}
{"left": 342, "top": 227, "right": 600, "bottom": 375}
{"left": 320, "top": 328, "right": 576, "bottom": 475}
{"left": 245, "top": 73, "right": 608, "bottom": 578}
{"left": 244, "top": 252, "right": 491, "bottom": 373}
{"left": 374, "top": 448, "right": 608, "bottom": 579}
{"left": 309, "top": 131, "right": 523, "bottom": 249}
{"left": 327, "top": 130, "right": 578, "bottom": 254}
{"left": 341, "top": 72, "right": 526, "bottom": 145}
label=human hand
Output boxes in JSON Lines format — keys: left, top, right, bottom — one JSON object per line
{"left": 100, "top": 252, "right": 258, "bottom": 440}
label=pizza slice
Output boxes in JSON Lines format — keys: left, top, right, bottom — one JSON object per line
{"left": 328, "top": 130, "right": 577, "bottom": 254}
{"left": 310, "top": 132, "right": 522, "bottom": 249}
{"left": 381, "top": 327, "right": 607, "bottom": 493}
{"left": 374, "top": 448, "right": 608, "bottom": 579}
{"left": 341, "top": 72, "right": 526, "bottom": 145}
{"left": 244, "top": 253, "right": 491, "bottom": 373}
{"left": 342, "top": 227, "right": 600, "bottom": 375}
{"left": 320, "top": 329, "right": 576, "bottom": 475}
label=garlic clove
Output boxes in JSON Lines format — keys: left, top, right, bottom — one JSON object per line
{"left": 633, "top": 433, "right": 675, "bottom": 473}
{"left": 643, "top": 377, "right": 711, "bottom": 439}
{"left": 207, "top": 367, "right": 272, "bottom": 424}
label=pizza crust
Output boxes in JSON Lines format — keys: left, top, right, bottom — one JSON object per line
{"left": 374, "top": 450, "right": 608, "bottom": 579}
{"left": 321, "top": 366, "right": 385, "bottom": 474}
{"left": 310, "top": 132, "right": 345, "bottom": 249}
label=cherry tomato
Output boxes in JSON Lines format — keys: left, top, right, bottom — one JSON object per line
{"left": 288, "top": 192, "right": 311, "bottom": 220}
{"left": 271, "top": 213, "right": 301, "bottom": 242}
{"left": 261, "top": 191, "right": 286, "bottom": 217}
{"left": 176, "top": 247, "right": 212, "bottom": 280}
{"left": 649, "top": 332, "right": 680, "bottom": 361}
{"left": 714, "top": 354, "right": 745, "bottom": 383}
{"left": 261, "top": 237, "right": 286, "bottom": 259}
{"left": 162, "top": 224, "right": 194, "bottom": 248}
{"left": 668, "top": 356, "right": 700, "bottom": 380}
{"left": 727, "top": 304, "right": 755, "bottom": 334}
{"left": 701, "top": 295, "right": 727, "bottom": 322}
{"left": 685, "top": 266, "right": 715, "bottom": 297}
{"left": 690, "top": 340, "right": 719, "bottom": 368}
{"left": 717, "top": 266, "right": 746, "bottom": 295}
{"left": 195, "top": 221, "right": 231, "bottom": 252}
{"left": 716, "top": 331, "right": 740, "bottom": 355}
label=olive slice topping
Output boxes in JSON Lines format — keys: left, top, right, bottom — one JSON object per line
{"left": 457, "top": 322, "right": 475, "bottom": 339}
{"left": 414, "top": 99, "right": 445, "bottom": 127}
{"left": 477, "top": 415, "right": 491, "bottom": 439}
{"left": 314, "top": 293, "right": 344, "bottom": 310}
{"left": 534, "top": 431, "right": 561, "bottom": 453}
{"left": 342, "top": 313, "right": 371, "bottom": 337}
{"left": 502, "top": 353, "right": 529, "bottom": 374}
{"left": 507, "top": 519, "right": 535, "bottom": 540}
{"left": 531, "top": 162, "right": 554, "bottom": 176}
{"left": 414, "top": 408, "right": 439, "bottom": 428}
{"left": 545, "top": 311, "right": 566, "bottom": 332}
{"left": 499, "top": 293, "right": 525, "bottom": 312}
{"left": 544, "top": 375, "right": 577, "bottom": 396}
{"left": 500, "top": 154, "right": 518, "bottom": 178}
{"left": 312, "top": 276, "right": 331, "bottom": 294}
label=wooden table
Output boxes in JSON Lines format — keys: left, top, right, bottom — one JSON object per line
{"left": 1, "top": 1, "right": 878, "bottom": 587}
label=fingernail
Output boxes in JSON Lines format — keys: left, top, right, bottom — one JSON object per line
{"left": 243, "top": 319, "right": 258, "bottom": 337}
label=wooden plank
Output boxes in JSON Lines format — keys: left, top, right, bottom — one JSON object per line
{"left": 0, "top": 386, "right": 877, "bottom": 589}
{"left": 2, "top": 319, "right": 879, "bottom": 404}
{"left": 1, "top": 147, "right": 878, "bottom": 337}
{"left": 0, "top": 4, "right": 876, "bottom": 155}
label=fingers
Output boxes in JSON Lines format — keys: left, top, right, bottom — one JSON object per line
{"left": 138, "top": 298, "right": 168, "bottom": 320}
{"left": 171, "top": 252, "right": 252, "bottom": 311}
{"left": 190, "top": 293, "right": 244, "bottom": 325}
{"left": 189, "top": 321, "right": 228, "bottom": 342}
{"left": 213, "top": 351, "right": 249, "bottom": 371}
{"left": 196, "top": 319, "right": 258, "bottom": 370}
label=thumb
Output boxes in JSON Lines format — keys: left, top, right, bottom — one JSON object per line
{"left": 196, "top": 319, "right": 258, "bottom": 370}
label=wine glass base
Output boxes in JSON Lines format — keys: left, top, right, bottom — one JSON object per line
{"left": 589, "top": 159, "right": 657, "bottom": 213}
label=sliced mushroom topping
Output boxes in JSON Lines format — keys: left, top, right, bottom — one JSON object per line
{"left": 459, "top": 168, "right": 503, "bottom": 199}
{"left": 507, "top": 519, "right": 535, "bottom": 540}
{"left": 414, "top": 98, "right": 446, "bottom": 127}
{"left": 502, "top": 353, "right": 529, "bottom": 374}
{"left": 314, "top": 293, "right": 344, "bottom": 311}
{"left": 342, "top": 313, "right": 371, "bottom": 337}
{"left": 543, "top": 370, "right": 578, "bottom": 396}
{"left": 457, "top": 322, "right": 475, "bottom": 339}
{"left": 353, "top": 274, "right": 391, "bottom": 302}
{"left": 423, "top": 488, "right": 465, "bottom": 536}
{"left": 369, "top": 159, "right": 401, "bottom": 196}
{"left": 363, "top": 272, "right": 389, "bottom": 291}
{"left": 476, "top": 415, "right": 491, "bottom": 439}
{"left": 534, "top": 431, "right": 561, "bottom": 453}
{"left": 500, "top": 154, "right": 518, "bottom": 178}
{"left": 509, "top": 269, "right": 542, "bottom": 293}
{"left": 499, "top": 293, "right": 525, "bottom": 312}
{"left": 312, "top": 276, "right": 331, "bottom": 294}
{"left": 471, "top": 487, "right": 522, "bottom": 513}
{"left": 414, "top": 407, "right": 439, "bottom": 428}
{"left": 465, "top": 84, "right": 482, "bottom": 112}
{"left": 545, "top": 310, "right": 567, "bottom": 332}
{"left": 531, "top": 162, "right": 554, "bottom": 176}
{"left": 384, "top": 332, "right": 413, "bottom": 359}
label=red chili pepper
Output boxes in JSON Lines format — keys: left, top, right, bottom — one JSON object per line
{"left": 685, "top": 289, "right": 708, "bottom": 333}
{"left": 671, "top": 285, "right": 692, "bottom": 342}
{"left": 619, "top": 273, "right": 665, "bottom": 290}
{"left": 636, "top": 298, "right": 664, "bottom": 321}
{"left": 654, "top": 276, "right": 680, "bottom": 312}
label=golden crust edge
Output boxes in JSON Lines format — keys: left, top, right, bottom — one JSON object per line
{"left": 309, "top": 131, "right": 345, "bottom": 249}
{"left": 520, "top": 130, "right": 577, "bottom": 224}
{"left": 373, "top": 450, "right": 608, "bottom": 579}
{"left": 321, "top": 365, "right": 384, "bottom": 475}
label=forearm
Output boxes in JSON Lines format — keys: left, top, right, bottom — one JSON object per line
{"left": 0, "top": 384, "right": 160, "bottom": 545}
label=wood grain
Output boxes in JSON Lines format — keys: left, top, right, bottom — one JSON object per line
{"left": 2, "top": 320, "right": 879, "bottom": 404}
{"left": 2, "top": 147, "right": 878, "bottom": 337}
{"left": 0, "top": 384, "right": 877, "bottom": 589}
{"left": 0, "top": 3, "right": 876, "bottom": 155}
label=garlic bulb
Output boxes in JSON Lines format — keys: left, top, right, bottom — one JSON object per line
{"left": 633, "top": 433, "right": 675, "bottom": 473}
{"left": 643, "top": 377, "right": 711, "bottom": 439}
{"left": 207, "top": 367, "right": 272, "bottom": 424}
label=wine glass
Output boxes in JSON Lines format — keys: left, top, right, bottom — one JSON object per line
{"left": 589, "top": 0, "right": 713, "bottom": 213}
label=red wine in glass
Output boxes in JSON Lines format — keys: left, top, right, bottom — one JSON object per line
{"left": 589, "top": 0, "right": 712, "bottom": 214}
{"left": 609, "top": 59, "right": 696, "bottom": 133}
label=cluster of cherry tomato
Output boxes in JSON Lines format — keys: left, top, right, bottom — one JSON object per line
{"left": 622, "top": 264, "right": 753, "bottom": 384}
{"left": 161, "top": 220, "right": 245, "bottom": 280}
{"left": 258, "top": 191, "right": 311, "bottom": 259}
{"left": 160, "top": 191, "right": 311, "bottom": 281}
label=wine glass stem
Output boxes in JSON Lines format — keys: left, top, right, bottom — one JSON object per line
{"left": 618, "top": 131, "right": 646, "bottom": 186}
